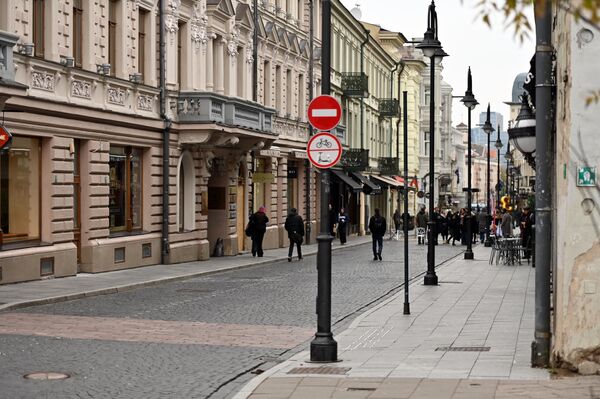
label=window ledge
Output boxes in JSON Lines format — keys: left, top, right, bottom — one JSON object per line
{"left": 0, "top": 240, "right": 52, "bottom": 252}
{"left": 108, "top": 230, "right": 150, "bottom": 239}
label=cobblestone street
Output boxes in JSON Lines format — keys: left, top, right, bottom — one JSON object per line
{"left": 0, "top": 239, "right": 462, "bottom": 399}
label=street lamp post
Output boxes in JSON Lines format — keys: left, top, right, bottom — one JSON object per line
{"left": 461, "top": 67, "right": 478, "bottom": 260}
{"left": 482, "top": 104, "right": 495, "bottom": 247}
{"left": 417, "top": 0, "right": 445, "bottom": 286}
{"left": 310, "top": 0, "right": 337, "bottom": 363}
{"left": 505, "top": 141, "right": 512, "bottom": 199}
{"left": 494, "top": 124, "right": 503, "bottom": 215}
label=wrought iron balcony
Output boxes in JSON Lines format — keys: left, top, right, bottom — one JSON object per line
{"left": 341, "top": 73, "right": 369, "bottom": 98}
{"left": 177, "top": 92, "right": 275, "bottom": 134}
{"left": 378, "top": 99, "right": 400, "bottom": 118}
{"left": 378, "top": 157, "right": 400, "bottom": 175}
{"left": 340, "top": 148, "right": 370, "bottom": 172}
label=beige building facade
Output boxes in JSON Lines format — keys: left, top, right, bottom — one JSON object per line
{"left": 0, "top": 0, "right": 318, "bottom": 284}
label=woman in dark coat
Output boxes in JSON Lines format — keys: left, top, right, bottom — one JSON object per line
{"left": 249, "top": 206, "right": 269, "bottom": 257}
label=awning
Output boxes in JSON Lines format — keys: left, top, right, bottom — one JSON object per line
{"left": 351, "top": 172, "right": 382, "bottom": 195}
{"left": 331, "top": 169, "right": 362, "bottom": 193}
{"left": 372, "top": 175, "right": 403, "bottom": 188}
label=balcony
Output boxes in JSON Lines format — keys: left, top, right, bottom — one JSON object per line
{"left": 378, "top": 99, "right": 399, "bottom": 118}
{"left": 341, "top": 73, "right": 369, "bottom": 98}
{"left": 378, "top": 157, "right": 400, "bottom": 175}
{"left": 0, "top": 31, "right": 19, "bottom": 83}
{"left": 177, "top": 92, "right": 276, "bottom": 134}
{"left": 340, "top": 148, "right": 369, "bottom": 172}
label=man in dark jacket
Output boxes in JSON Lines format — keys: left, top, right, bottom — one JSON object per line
{"left": 520, "top": 206, "right": 533, "bottom": 259}
{"left": 477, "top": 208, "right": 490, "bottom": 243}
{"left": 416, "top": 206, "right": 428, "bottom": 244}
{"left": 249, "top": 206, "right": 269, "bottom": 257}
{"left": 284, "top": 208, "right": 304, "bottom": 261}
{"left": 368, "top": 208, "right": 387, "bottom": 261}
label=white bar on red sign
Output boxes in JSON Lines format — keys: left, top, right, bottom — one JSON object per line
{"left": 312, "top": 109, "right": 338, "bottom": 117}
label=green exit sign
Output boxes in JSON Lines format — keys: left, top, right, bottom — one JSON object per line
{"left": 577, "top": 166, "right": 596, "bottom": 187}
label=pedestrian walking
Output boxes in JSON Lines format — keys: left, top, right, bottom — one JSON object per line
{"left": 451, "top": 210, "right": 462, "bottom": 245}
{"left": 328, "top": 204, "right": 337, "bottom": 237}
{"left": 478, "top": 207, "right": 490, "bottom": 243}
{"left": 442, "top": 210, "right": 451, "bottom": 243}
{"left": 393, "top": 209, "right": 402, "bottom": 237}
{"left": 471, "top": 210, "right": 478, "bottom": 244}
{"left": 337, "top": 207, "right": 349, "bottom": 244}
{"left": 368, "top": 208, "right": 387, "bottom": 261}
{"left": 520, "top": 206, "right": 533, "bottom": 259}
{"left": 284, "top": 208, "right": 304, "bottom": 261}
{"left": 416, "top": 206, "right": 428, "bottom": 245}
{"left": 433, "top": 207, "right": 441, "bottom": 245}
{"left": 500, "top": 208, "right": 513, "bottom": 237}
{"left": 249, "top": 206, "right": 269, "bottom": 257}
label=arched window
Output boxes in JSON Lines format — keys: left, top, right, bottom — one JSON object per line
{"left": 177, "top": 151, "right": 196, "bottom": 232}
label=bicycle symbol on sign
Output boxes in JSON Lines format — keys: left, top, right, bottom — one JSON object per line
{"left": 315, "top": 138, "right": 332, "bottom": 149}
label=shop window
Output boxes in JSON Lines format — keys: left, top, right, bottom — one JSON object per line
{"left": 253, "top": 158, "right": 267, "bottom": 213}
{"left": 0, "top": 136, "right": 41, "bottom": 245}
{"left": 177, "top": 152, "right": 195, "bottom": 232}
{"left": 109, "top": 146, "right": 142, "bottom": 233}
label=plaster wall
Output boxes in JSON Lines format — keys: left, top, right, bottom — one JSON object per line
{"left": 553, "top": 8, "right": 600, "bottom": 371}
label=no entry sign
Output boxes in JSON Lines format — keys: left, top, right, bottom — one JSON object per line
{"left": 0, "top": 126, "right": 12, "bottom": 152}
{"left": 307, "top": 132, "right": 342, "bottom": 169}
{"left": 307, "top": 95, "right": 342, "bottom": 131}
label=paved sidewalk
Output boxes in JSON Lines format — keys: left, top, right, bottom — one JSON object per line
{"left": 0, "top": 235, "right": 372, "bottom": 311}
{"left": 236, "top": 245, "right": 600, "bottom": 398}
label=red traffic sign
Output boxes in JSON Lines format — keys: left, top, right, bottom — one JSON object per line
{"left": 307, "top": 95, "right": 342, "bottom": 131}
{"left": 0, "top": 126, "right": 12, "bottom": 151}
{"left": 307, "top": 132, "right": 342, "bottom": 169}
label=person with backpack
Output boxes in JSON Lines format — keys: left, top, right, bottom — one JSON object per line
{"left": 284, "top": 208, "right": 304, "bottom": 262}
{"left": 368, "top": 208, "right": 387, "bottom": 261}
{"left": 249, "top": 206, "right": 269, "bottom": 257}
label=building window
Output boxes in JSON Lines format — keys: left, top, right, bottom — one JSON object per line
{"left": 109, "top": 146, "right": 142, "bottom": 233}
{"left": 108, "top": 0, "right": 118, "bottom": 75}
{"left": 298, "top": 74, "right": 305, "bottom": 119}
{"left": 177, "top": 20, "right": 186, "bottom": 88}
{"left": 0, "top": 137, "right": 41, "bottom": 244}
{"left": 253, "top": 158, "right": 267, "bottom": 213}
{"left": 286, "top": 69, "right": 292, "bottom": 117}
{"left": 297, "top": 0, "right": 303, "bottom": 22}
{"left": 423, "top": 131, "right": 430, "bottom": 156}
{"left": 138, "top": 8, "right": 148, "bottom": 81}
{"left": 263, "top": 61, "right": 271, "bottom": 106}
{"left": 73, "top": 0, "right": 83, "bottom": 67}
{"left": 275, "top": 66, "right": 282, "bottom": 115}
{"left": 33, "top": 0, "right": 45, "bottom": 58}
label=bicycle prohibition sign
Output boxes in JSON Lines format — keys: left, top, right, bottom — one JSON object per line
{"left": 307, "top": 132, "right": 342, "bottom": 169}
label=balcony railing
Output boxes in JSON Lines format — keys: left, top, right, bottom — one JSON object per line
{"left": 378, "top": 99, "right": 399, "bottom": 117}
{"left": 341, "top": 73, "right": 369, "bottom": 98}
{"left": 0, "top": 31, "right": 19, "bottom": 82}
{"left": 340, "top": 148, "right": 369, "bottom": 172}
{"left": 378, "top": 157, "right": 400, "bottom": 175}
{"left": 177, "top": 92, "right": 276, "bottom": 134}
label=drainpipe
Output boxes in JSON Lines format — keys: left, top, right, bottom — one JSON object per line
{"left": 305, "top": 0, "right": 314, "bottom": 244}
{"left": 360, "top": 30, "right": 369, "bottom": 149}
{"left": 532, "top": 0, "right": 553, "bottom": 368}
{"left": 159, "top": 0, "right": 170, "bottom": 264}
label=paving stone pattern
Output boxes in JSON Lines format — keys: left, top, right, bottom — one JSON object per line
{"left": 0, "top": 240, "right": 462, "bottom": 399}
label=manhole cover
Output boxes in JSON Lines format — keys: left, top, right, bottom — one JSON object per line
{"left": 24, "top": 372, "right": 70, "bottom": 381}
{"left": 287, "top": 366, "right": 350, "bottom": 375}
{"left": 435, "top": 346, "right": 490, "bottom": 352}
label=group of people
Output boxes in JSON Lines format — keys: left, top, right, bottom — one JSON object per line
{"left": 246, "top": 202, "right": 534, "bottom": 264}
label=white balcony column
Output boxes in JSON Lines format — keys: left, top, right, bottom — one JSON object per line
{"left": 224, "top": 43, "right": 237, "bottom": 96}
{"left": 214, "top": 38, "right": 225, "bottom": 94}
{"left": 205, "top": 35, "right": 214, "bottom": 91}
{"left": 165, "top": 25, "right": 179, "bottom": 90}
{"left": 145, "top": 7, "right": 158, "bottom": 86}
{"left": 245, "top": 48, "right": 253, "bottom": 101}
{"left": 45, "top": 0, "right": 60, "bottom": 62}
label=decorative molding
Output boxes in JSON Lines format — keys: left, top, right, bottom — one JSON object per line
{"left": 245, "top": 47, "right": 254, "bottom": 64}
{"left": 71, "top": 80, "right": 91, "bottom": 98}
{"left": 107, "top": 87, "right": 126, "bottom": 105}
{"left": 227, "top": 27, "right": 240, "bottom": 57}
{"left": 31, "top": 71, "right": 54, "bottom": 91}
{"left": 137, "top": 94, "right": 154, "bottom": 111}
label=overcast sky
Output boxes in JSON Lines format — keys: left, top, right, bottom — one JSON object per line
{"left": 339, "top": 0, "right": 535, "bottom": 129}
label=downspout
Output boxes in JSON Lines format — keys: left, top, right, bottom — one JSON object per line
{"left": 360, "top": 30, "right": 369, "bottom": 149}
{"left": 159, "top": 0, "right": 171, "bottom": 264}
{"left": 305, "top": 0, "right": 314, "bottom": 244}
{"left": 532, "top": 0, "right": 553, "bottom": 368}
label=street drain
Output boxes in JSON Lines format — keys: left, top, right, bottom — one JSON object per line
{"left": 287, "top": 366, "right": 350, "bottom": 375}
{"left": 24, "top": 372, "right": 70, "bottom": 381}
{"left": 347, "top": 387, "right": 377, "bottom": 392}
{"left": 435, "top": 346, "right": 490, "bottom": 352}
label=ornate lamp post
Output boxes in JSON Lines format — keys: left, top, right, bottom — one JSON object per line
{"left": 417, "top": 0, "right": 446, "bottom": 286}
{"left": 461, "top": 67, "right": 478, "bottom": 260}
{"left": 482, "top": 104, "right": 495, "bottom": 247}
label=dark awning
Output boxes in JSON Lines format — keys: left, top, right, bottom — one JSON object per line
{"left": 331, "top": 169, "right": 362, "bottom": 193}
{"left": 351, "top": 172, "right": 382, "bottom": 195}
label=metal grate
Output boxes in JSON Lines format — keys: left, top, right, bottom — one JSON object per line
{"left": 347, "top": 387, "right": 377, "bottom": 392}
{"left": 436, "top": 346, "right": 490, "bottom": 352}
{"left": 287, "top": 366, "right": 351, "bottom": 375}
